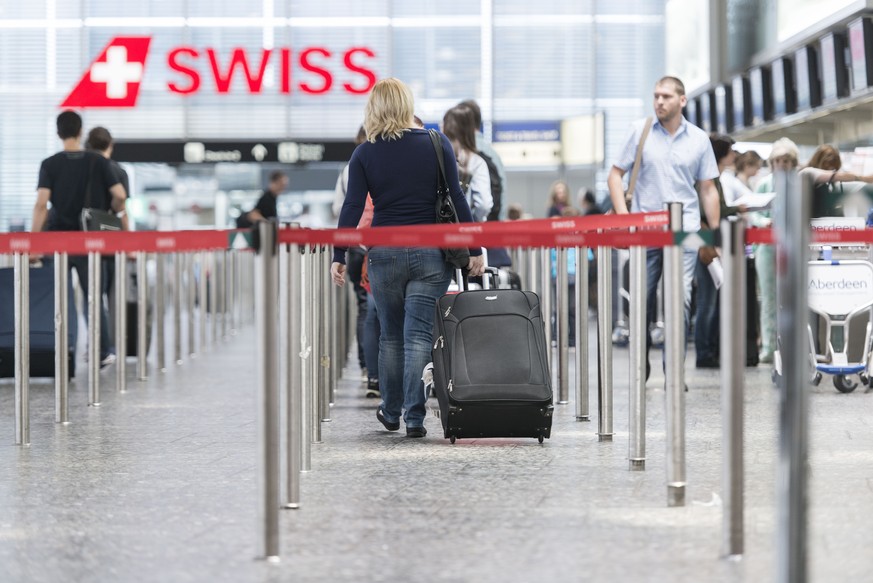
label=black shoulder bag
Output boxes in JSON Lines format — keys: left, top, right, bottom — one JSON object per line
{"left": 427, "top": 129, "right": 471, "bottom": 270}
{"left": 80, "top": 154, "right": 123, "bottom": 231}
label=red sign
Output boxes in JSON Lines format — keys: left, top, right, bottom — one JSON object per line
{"left": 61, "top": 36, "right": 378, "bottom": 109}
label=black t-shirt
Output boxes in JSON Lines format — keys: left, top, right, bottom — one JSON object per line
{"left": 37, "top": 150, "right": 121, "bottom": 231}
{"left": 253, "top": 189, "right": 278, "bottom": 220}
{"left": 109, "top": 159, "right": 130, "bottom": 200}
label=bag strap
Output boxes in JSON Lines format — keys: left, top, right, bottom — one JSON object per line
{"left": 84, "top": 153, "right": 98, "bottom": 209}
{"left": 427, "top": 129, "right": 450, "bottom": 192}
{"left": 626, "top": 117, "right": 653, "bottom": 202}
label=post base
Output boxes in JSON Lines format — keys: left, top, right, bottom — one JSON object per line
{"left": 629, "top": 459, "right": 646, "bottom": 471}
{"left": 668, "top": 484, "right": 686, "bottom": 507}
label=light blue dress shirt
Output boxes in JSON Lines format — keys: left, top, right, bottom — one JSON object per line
{"left": 614, "top": 116, "right": 718, "bottom": 232}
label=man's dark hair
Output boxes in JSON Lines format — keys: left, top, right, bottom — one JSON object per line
{"left": 86, "top": 126, "right": 113, "bottom": 152}
{"left": 269, "top": 170, "right": 287, "bottom": 184}
{"left": 457, "top": 99, "right": 482, "bottom": 129}
{"left": 709, "top": 133, "right": 736, "bottom": 163}
{"left": 442, "top": 106, "right": 478, "bottom": 153}
{"left": 56, "top": 110, "right": 82, "bottom": 140}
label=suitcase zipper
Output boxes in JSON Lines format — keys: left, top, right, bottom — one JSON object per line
{"left": 433, "top": 336, "right": 444, "bottom": 350}
{"left": 447, "top": 380, "right": 453, "bottom": 393}
{"left": 444, "top": 306, "right": 452, "bottom": 318}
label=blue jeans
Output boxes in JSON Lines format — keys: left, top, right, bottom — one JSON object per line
{"left": 363, "top": 292, "right": 380, "bottom": 381}
{"left": 366, "top": 247, "right": 451, "bottom": 428}
{"left": 694, "top": 256, "right": 719, "bottom": 362}
{"left": 646, "top": 247, "right": 696, "bottom": 362}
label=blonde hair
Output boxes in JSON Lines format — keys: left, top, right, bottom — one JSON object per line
{"left": 363, "top": 78, "right": 415, "bottom": 143}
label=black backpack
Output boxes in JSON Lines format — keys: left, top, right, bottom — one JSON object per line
{"left": 478, "top": 151, "right": 503, "bottom": 222}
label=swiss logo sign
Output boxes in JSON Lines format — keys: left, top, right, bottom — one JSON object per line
{"left": 60, "top": 35, "right": 378, "bottom": 109}
{"left": 61, "top": 37, "right": 152, "bottom": 108}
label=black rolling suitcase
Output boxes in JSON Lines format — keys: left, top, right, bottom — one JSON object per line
{"left": 0, "top": 265, "right": 77, "bottom": 378}
{"left": 431, "top": 280, "right": 553, "bottom": 443}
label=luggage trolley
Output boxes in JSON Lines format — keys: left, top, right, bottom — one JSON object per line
{"left": 773, "top": 255, "right": 873, "bottom": 393}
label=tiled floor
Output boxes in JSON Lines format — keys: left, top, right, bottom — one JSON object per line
{"left": 1, "top": 322, "right": 872, "bottom": 583}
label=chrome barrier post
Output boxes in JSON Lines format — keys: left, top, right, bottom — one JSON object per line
{"left": 284, "top": 231, "right": 303, "bottom": 508}
{"left": 541, "top": 247, "right": 553, "bottom": 367}
{"left": 137, "top": 252, "right": 148, "bottom": 381}
{"left": 187, "top": 253, "right": 196, "bottom": 357}
{"left": 721, "top": 216, "right": 746, "bottom": 557}
{"left": 221, "top": 251, "right": 229, "bottom": 339}
{"left": 198, "top": 252, "right": 207, "bottom": 351}
{"left": 664, "top": 202, "right": 686, "bottom": 507}
{"left": 55, "top": 252, "right": 70, "bottom": 424}
{"left": 88, "top": 251, "right": 101, "bottom": 407}
{"left": 312, "top": 247, "right": 324, "bottom": 441}
{"left": 300, "top": 244, "right": 312, "bottom": 471}
{"left": 173, "top": 252, "right": 183, "bottom": 365}
{"left": 556, "top": 246, "right": 570, "bottom": 404}
{"left": 524, "top": 247, "right": 535, "bottom": 292}
{"left": 115, "top": 252, "right": 128, "bottom": 392}
{"left": 227, "top": 249, "right": 239, "bottom": 336}
{"left": 210, "top": 251, "right": 219, "bottom": 343}
{"left": 320, "top": 247, "right": 332, "bottom": 422}
{"left": 776, "top": 171, "right": 811, "bottom": 583}
{"left": 156, "top": 253, "right": 167, "bottom": 372}
{"left": 629, "top": 239, "right": 647, "bottom": 470}
{"left": 14, "top": 253, "right": 30, "bottom": 444}
{"left": 255, "top": 221, "right": 280, "bottom": 561}
{"left": 596, "top": 243, "right": 614, "bottom": 442}
{"left": 574, "top": 246, "right": 589, "bottom": 421}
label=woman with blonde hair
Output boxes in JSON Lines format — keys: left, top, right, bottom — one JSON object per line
{"left": 331, "top": 78, "right": 484, "bottom": 438}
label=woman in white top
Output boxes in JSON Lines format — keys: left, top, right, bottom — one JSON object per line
{"left": 442, "top": 106, "right": 492, "bottom": 222}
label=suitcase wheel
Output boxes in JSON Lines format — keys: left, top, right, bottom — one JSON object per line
{"left": 537, "top": 435, "right": 544, "bottom": 444}
{"left": 449, "top": 435, "right": 456, "bottom": 444}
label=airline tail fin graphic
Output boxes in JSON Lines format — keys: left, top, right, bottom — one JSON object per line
{"left": 61, "top": 36, "right": 152, "bottom": 108}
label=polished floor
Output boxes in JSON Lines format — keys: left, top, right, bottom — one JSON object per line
{"left": 1, "top": 320, "right": 872, "bottom": 583}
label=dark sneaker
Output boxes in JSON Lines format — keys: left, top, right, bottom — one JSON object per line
{"left": 406, "top": 426, "right": 427, "bottom": 438}
{"left": 696, "top": 357, "right": 720, "bottom": 369}
{"left": 376, "top": 409, "right": 399, "bottom": 431}
{"left": 365, "top": 379, "right": 380, "bottom": 399}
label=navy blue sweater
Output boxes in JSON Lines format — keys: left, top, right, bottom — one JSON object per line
{"left": 333, "top": 129, "right": 480, "bottom": 264}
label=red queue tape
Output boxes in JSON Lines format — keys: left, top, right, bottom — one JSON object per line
{"left": 1, "top": 217, "right": 870, "bottom": 256}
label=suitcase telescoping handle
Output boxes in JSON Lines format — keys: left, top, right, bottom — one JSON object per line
{"left": 455, "top": 266, "right": 499, "bottom": 290}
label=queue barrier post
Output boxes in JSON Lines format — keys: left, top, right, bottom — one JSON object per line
{"left": 540, "top": 247, "right": 553, "bottom": 370}
{"left": 283, "top": 225, "right": 303, "bottom": 508}
{"left": 136, "top": 252, "right": 148, "bottom": 381}
{"left": 664, "top": 202, "right": 685, "bottom": 507}
{"left": 556, "top": 246, "right": 570, "bottom": 404}
{"left": 255, "top": 220, "right": 281, "bottom": 561}
{"left": 628, "top": 235, "right": 647, "bottom": 470}
{"left": 88, "top": 251, "right": 101, "bottom": 407}
{"left": 776, "top": 170, "right": 811, "bottom": 583}
{"left": 55, "top": 252, "right": 70, "bottom": 424}
{"left": 173, "top": 252, "right": 183, "bottom": 365}
{"left": 156, "top": 253, "right": 167, "bottom": 372}
{"left": 115, "top": 252, "right": 128, "bottom": 392}
{"left": 721, "top": 216, "right": 746, "bottom": 557}
{"left": 14, "top": 252, "right": 30, "bottom": 445}
{"left": 198, "top": 252, "right": 207, "bottom": 352}
{"left": 301, "top": 244, "right": 314, "bottom": 468}
{"left": 320, "top": 246, "right": 332, "bottom": 421}
{"left": 187, "top": 253, "right": 196, "bottom": 358}
{"left": 574, "top": 246, "right": 590, "bottom": 421}
{"left": 596, "top": 243, "right": 614, "bottom": 442}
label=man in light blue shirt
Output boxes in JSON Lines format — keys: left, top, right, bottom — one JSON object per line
{"left": 607, "top": 76, "right": 720, "bottom": 381}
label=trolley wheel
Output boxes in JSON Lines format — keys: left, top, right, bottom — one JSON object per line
{"left": 811, "top": 372, "right": 822, "bottom": 387}
{"left": 449, "top": 435, "right": 456, "bottom": 444}
{"left": 834, "top": 374, "right": 858, "bottom": 394}
{"left": 538, "top": 435, "right": 544, "bottom": 444}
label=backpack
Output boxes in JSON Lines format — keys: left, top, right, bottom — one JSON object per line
{"left": 478, "top": 151, "right": 503, "bottom": 221}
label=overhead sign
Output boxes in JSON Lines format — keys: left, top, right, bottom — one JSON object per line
{"left": 61, "top": 36, "right": 378, "bottom": 108}
{"left": 112, "top": 140, "right": 357, "bottom": 164}
{"left": 492, "top": 121, "right": 561, "bottom": 143}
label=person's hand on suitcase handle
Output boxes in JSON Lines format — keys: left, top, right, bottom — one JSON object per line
{"left": 466, "top": 255, "right": 485, "bottom": 277}
{"left": 330, "top": 262, "right": 346, "bottom": 287}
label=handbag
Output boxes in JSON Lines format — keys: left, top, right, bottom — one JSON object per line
{"left": 80, "top": 155, "right": 123, "bottom": 232}
{"left": 625, "top": 117, "right": 653, "bottom": 208}
{"left": 427, "top": 129, "right": 471, "bottom": 270}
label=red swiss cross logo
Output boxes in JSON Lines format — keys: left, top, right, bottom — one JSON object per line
{"left": 61, "top": 36, "right": 152, "bottom": 108}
